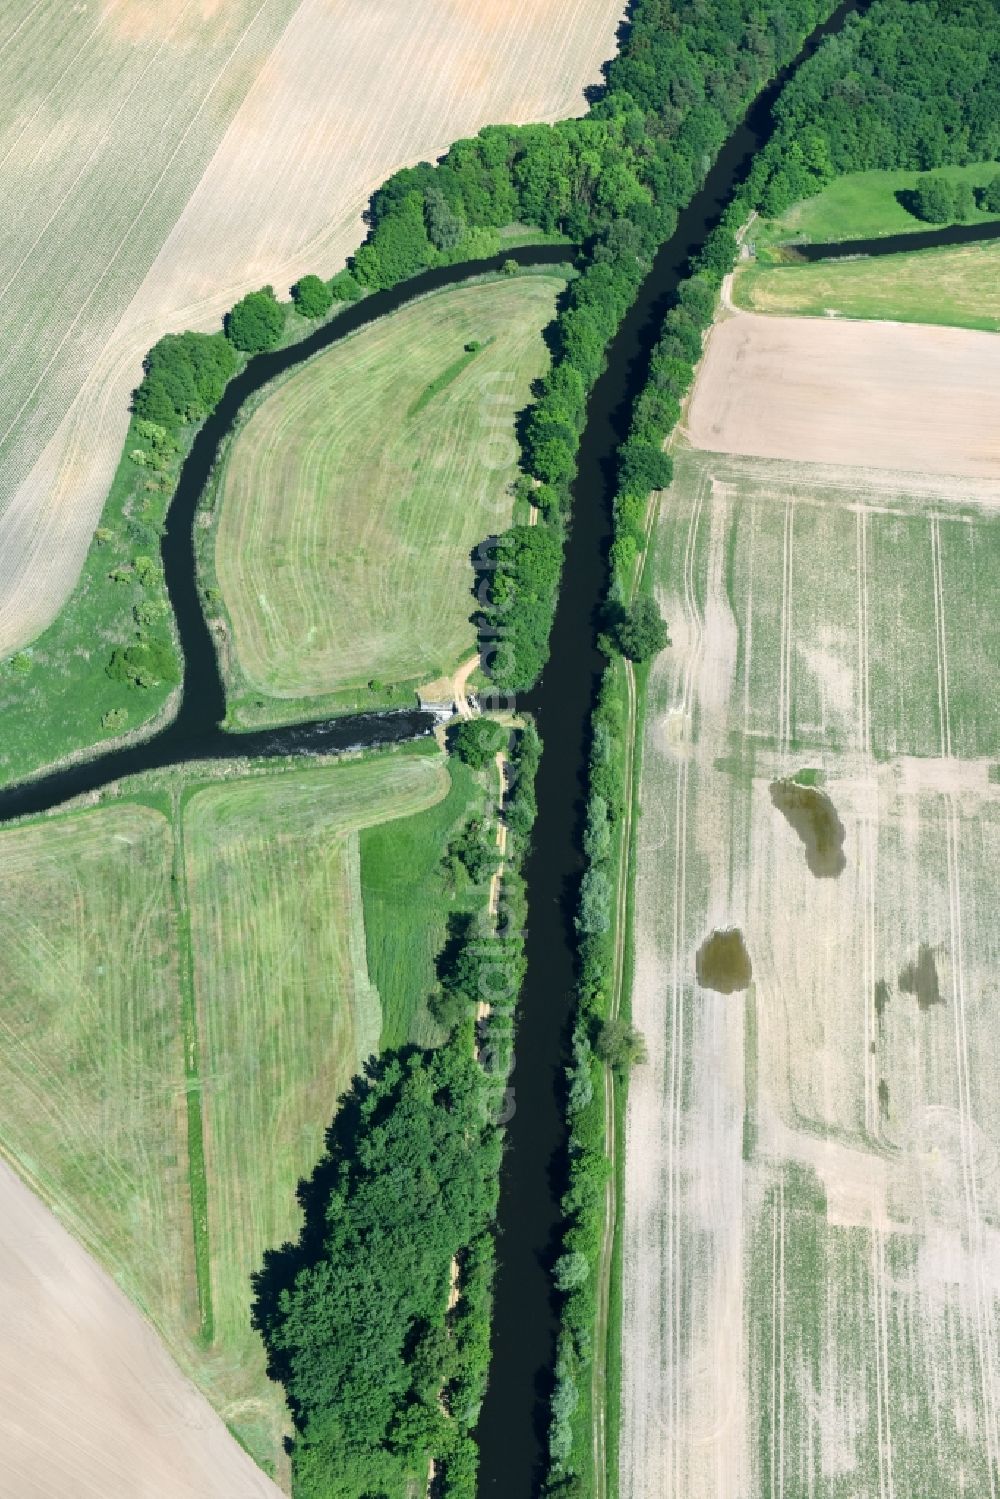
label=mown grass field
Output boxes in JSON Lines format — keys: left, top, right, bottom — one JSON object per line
{"left": 620, "top": 439, "right": 1000, "bottom": 1498}
{"left": 732, "top": 237, "right": 1000, "bottom": 331}
{"left": 0, "top": 747, "right": 478, "bottom": 1482}
{"left": 214, "top": 275, "right": 565, "bottom": 711}
{"left": 361, "top": 754, "right": 488, "bottom": 1050}
{"left": 756, "top": 161, "right": 1000, "bottom": 245}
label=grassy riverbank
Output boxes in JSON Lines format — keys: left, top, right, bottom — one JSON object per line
{"left": 734, "top": 236, "right": 1000, "bottom": 330}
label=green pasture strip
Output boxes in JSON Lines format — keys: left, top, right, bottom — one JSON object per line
{"left": 170, "top": 793, "right": 214, "bottom": 1345}
{"left": 213, "top": 275, "right": 565, "bottom": 710}
{"left": 0, "top": 801, "right": 197, "bottom": 1351}
{"left": 756, "top": 161, "right": 1000, "bottom": 247}
{"left": 406, "top": 336, "right": 495, "bottom": 419}
{"left": 733, "top": 238, "right": 1000, "bottom": 331}
{"left": 360, "top": 755, "right": 490, "bottom": 1050}
{"left": 0, "top": 424, "right": 180, "bottom": 789}
{"left": 605, "top": 652, "right": 651, "bottom": 1499}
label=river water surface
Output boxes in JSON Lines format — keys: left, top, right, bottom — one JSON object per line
{"left": 475, "top": 3, "right": 868, "bottom": 1493}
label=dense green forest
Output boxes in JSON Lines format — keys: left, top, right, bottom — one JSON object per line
{"left": 752, "top": 0, "right": 1000, "bottom": 213}
{"left": 253, "top": 1031, "right": 498, "bottom": 1499}
{"left": 251, "top": 726, "right": 537, "bottom": 1499}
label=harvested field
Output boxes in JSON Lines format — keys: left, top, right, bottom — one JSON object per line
{"left": 733, "top": 239, "right": 1000, "bottom": 331}
{"left": 0, "top": 1157, "right": 281, "bottom": 1499}
{"left": 620, "top": 440, "right": 1000, "bottom": 1498}
{"left": 687, "top": 311, "right": 1000, "bottom": 480}
{"left": 216, "top": 276, "right": 563, "bottom": 701}
{"left": 0, "top": 752, "right": 449, "bottom": 1484}
{"left": 0, "top": 0, "right": 625, "bottom": 656}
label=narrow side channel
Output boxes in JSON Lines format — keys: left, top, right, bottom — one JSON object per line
{"left": 0, "top": 247, "right": 568, "bottom": 824}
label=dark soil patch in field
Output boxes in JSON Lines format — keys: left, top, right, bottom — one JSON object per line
{"left": 696, "top": 927, "right": 752, "bottom": 993}
{"left": 770, "top": 777, "right": 846, "bottom": 877}
{"left": 899, "top": 944, "right": 943, "bottom": 1010}
{"left": 874, "top": 978, "right": 891, "bottom": 1022}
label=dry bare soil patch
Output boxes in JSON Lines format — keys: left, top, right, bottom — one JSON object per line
{"left": 0, "top": 753, "right": 448, "bottom": 1485}
{"left": 215, "top": 276, "right": 562, "bottom": 703}
{"left": 686, "top": 310, "right": 1000, "bottom": 480}
{"left": 621, "top": 410, "right": 1000, "bottom": 1491}
{"left": 0, "top": 0, "right": 624, "bottom": 656}
{"left": 0, "top": 1156, "right": 281, "bottom": 1499}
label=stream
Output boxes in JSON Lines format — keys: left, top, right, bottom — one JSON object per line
{"left": 0, "top": 245, "right": 569, "bottom": 823}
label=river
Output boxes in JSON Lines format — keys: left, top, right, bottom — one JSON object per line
{"left": 475, "top": 1, "right": 867, "bottom": 1493}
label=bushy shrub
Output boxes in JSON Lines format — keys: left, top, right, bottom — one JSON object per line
{"left": 448, "top": 717, "right": 508, "bottom": 768}
{"left": 133, "top": 331, "right": 236, "bottom": 430}
{"left": 978, "top": 173, "right": 1000, "bottom": 213}
{"left": 225, "top": 286, "right": 284, "bottom": 352}
{"left": 606, "top": 596, "right": 669, "bottom": 661}
{"left": 106, "top": 640, "right": 179, "bottom": 689}
{"left": 909, "top": 174, "right": 960, "bottom": 223}
{"left": 329, "top": 269, "right": 363, "bottom": 301}
{"left": 292, "top": 274, "right": 333, "bottom": 319}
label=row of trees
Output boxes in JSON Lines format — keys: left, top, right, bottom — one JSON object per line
{"left": 252, "top": 1033, "right": 500, "bottom": 1499}
{"left": 132, "top": 271, "right": 357, "bottom": 433}
{"left": 750, "top": 0, "right": 1000, "bottom": 216}
{"left": 907, "top": 170, "right": 1000, "bottom": 223}
{"left": 544, "top": 218, "right": 736, "bottom": 1492}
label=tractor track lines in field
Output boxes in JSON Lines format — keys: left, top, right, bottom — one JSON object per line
{"left": 0, "top": 0, "right": 278, "bottom": 466}
{"left": 871, "top": 1220, "right": 894, "bottom": 1499}
{"left": 741, "top": 498, "right": 756, "bottom": 740}
{"left": 854, "top": 509, "right": 877, "bottom": 1144}
{"left": 944, "top": 803, "right": 1000, "bottom": 1491}
{"left": 662, "top": 482, "right": 706, "bottom": 1497}
{"left": 768, "top": 1179, "right": 786, "bottom": 1499}
{"left": 778, "top": 499, "right": 794, "bottom": 754}
{"left": 675, "top": 475, "right": 708, "bottom": 722}
{"left": 0, "top": 0, "right": 202, "bottom": 300}
{"left": 216, "top": 278, "right": 561, "bottom": 703}
{"left": 856, "top": 506, "right": 871, "bottom": 760}
{"left": 0, "top": 1, "right": 45, "bottom": 66}
{"left": 860, "top": 810, "right": 878, "bottom": 1141}
{"left": 930, "top": 516, "right": 953, "bottom": 760}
